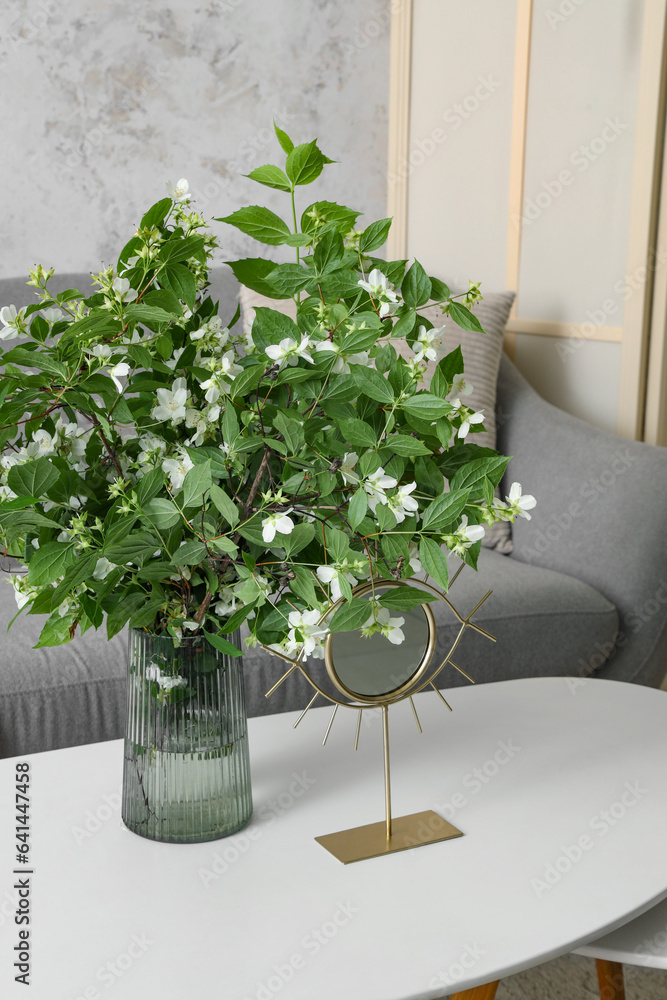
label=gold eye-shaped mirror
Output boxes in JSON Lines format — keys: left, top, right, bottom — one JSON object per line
{"left": 323, "top": 581, "right": 437, "bottom": 703}
{"left": 261, "top": 568, "right": 497, "bottom": 864}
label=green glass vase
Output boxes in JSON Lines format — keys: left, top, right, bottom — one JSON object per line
{"left": 121, "top": 628, "right": 252, "bottom": 843}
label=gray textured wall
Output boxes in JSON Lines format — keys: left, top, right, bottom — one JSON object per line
{"left": 1, "top": 0, "right": 390, "bottom": 281}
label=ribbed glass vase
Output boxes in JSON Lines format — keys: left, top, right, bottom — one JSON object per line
{"left": 121, "top": 628, "right": 252, "bottom": 843}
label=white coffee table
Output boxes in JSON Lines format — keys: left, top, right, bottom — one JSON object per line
{"left": 1, "top": 676, "right": 667, "bottom": 1000}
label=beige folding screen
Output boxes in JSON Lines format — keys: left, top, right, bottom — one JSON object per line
{"left": 388, "top": 0, "right": 667, "bottom": 443}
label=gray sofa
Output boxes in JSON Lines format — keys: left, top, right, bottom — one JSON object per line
{"left": 1, "top": 271, "right": 666, "bottom": 757}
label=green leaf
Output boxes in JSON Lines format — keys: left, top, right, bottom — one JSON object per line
{"left": 429, "top": 277, "right": 451, "bottom": 301}
{"left": 381, "top": 533, "right": 409, "bottom": 566}
{"left": 172, "top": 539, "right": 208, "bottom": 565}
{"left": 378, "top": 586, "right": 439, "bottom": 611}
{"left": 448, "top": 301, "right": 485, "bottom": 333}
{"left": 104, "top": 532, "right": 160, "bottom": 565}
{"left": 8, "top": 459, "right": 60, "bottom": 499}
{"left": 264, "top": 264, "right": 312, "bottom": 297}
{"left": 286, "top": 140, "right": 328, "bottom": 186}
{"left": 273, "top": 411, "right": 304, "bottom": 453}
{"left": 80, "top": 593, "right": 104, "bottom": 629}
{"left": 226, "top": 258, "right": 285, "bottom": 298}
{"left": 182, "top": 460, "right": 212, "bottom": 508}
{"left": 252, "top": 307, "right": 300, "bottom": 350}
{"left": 451, "top": 456, "right": 510, "bottom": 494}
{"left": 289, "top": 566, "right": 318, "bottom": 606}
{"left": 205, "top": 632, "right": 243, "bottom": 657}
{"left": 348, "top": 488, "right": 367, "bottom": 529}
{"left": 159, "top": 263, "right": 197, "bottom": 310}
{"left": 143, "top": 498, "right": 181, "bottom": 530}
{"left": 313, "top": 229, "right": 344, "bottom": 276}
{"left": 140, "top": 198, "right": 172, "bottom": 229}
{"left": 34, "top": 613, "right": 75, "bottom": 648}
{"left": 383, "top": 434, "right": 430, "bottom": 457}
{"left": 339, "top": 418, "right": 377, "bottom": 450}
{"left": 359, "top": 218, "right": 392, "bottom": 253}
{"left": 217, "top": 206, "right": 291, "bottom": 246}
{"left": 158, "top": 234, "right": 206, "bottom": 264}
{"left": 418, "top": 537, "right": 450, "bottom": 591}
{"left": 282, "top": 522, "right": 315, "bottom": 556}
{"left": 320, "top": 375, "right": 358, "bottom": 403}
{"left": 1, "top": 347, "right": 68, "bottom": 380}
{"left": 128, "top": 599, "right": 162, "bottom": 630}
{"left": 58, "top": 312, "right": 122, "bottom": 343}
{"left": 209, "top": 484, "right": 240, "bottom": 527}
{"left": 218, "top": 600, "right": 258, "bottom": 635}
{"left": 402, "top": 393, "right": 452, "bottom": 421}
{"left": 135, "top": 468, "right": 165, "bottom": 506}
{"left": 420, "top": 489, "right": 470, "bottom": 530}
{"left": 402, "top": 261, "right": 432, "bottom": 308}
{"left": 301, "top": 201, "right": 360, "bottom": 235}
{"left": 274, "top": 119, "right": 294, "bottom": 154}
{"left": 124, "top": 303, "right": 179, "bottom": 329}
{"left": 246, "top": 164, "right": 292, "bottom": 192}
{"left": 329, "top": 597, "right": 372, "bottom": 633}
{"left": 106, "top": 593, "right": 147, "bottom": 640}
{"left": 136, "top": 560, "right": 177, "bottom": 581}
{"left": 438, "top": 346, "right": 465, "bottom": 384}
{"left": 230, "top": 364, "right": 264, "bottom": 400}
{"left": 324, "top": 527, "right": 350, "bottom": 562}
{"left": 391, "top": 308, "right": 417, "bottom": 340}
{"left": 350, "top": 366, "right": 395, "bottom": 405}
{"left": 27, "top": 541, "right": 77, "bottom": 587}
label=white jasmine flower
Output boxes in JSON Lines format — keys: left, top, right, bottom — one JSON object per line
{"left": 445, "top": 514, "right": 485, "bottom": 557}
{"left": 362, "top": 606, "right": 405, "bottom": 645}
{"left": 42, "top": 307, "right": 65, "bottom": 324}
{"left": 108, "top": 362, "right": 130, "bottom": 392}
{"left": 316, "top": 563, "right": 358, "bottom": 602}
{"left": 265, "top": 336, "right": 314, "bottom": 367}
{"left": 387, "top": 481, "right": 419, "bottom": 523}
{"left": 92, "top": 557, "right": 116, "bottom": 581}
{"left": 506, "top": 482, "right": 537, "bottom": 520}
{"left": 112, "top": 277, "right": 138, "bottom": 303}
{"left": 138, "top": 433, "right": 167, "bottom": 468}
{"left": 458, "top": 410, "right": 485, "bottom": 439}
{"left": 213, "top": 588, "right": 238, "bottom": 617}
{"left": 185, "top": 408, "right": 208, "bottom": 447}
{"left": 448, "top": 374, "right": 473, "bottom": 400}
{"left": 0, "top": 305, "right": 24, "bottom": 340}
{"left": 162, "top": 451, "right": 194, "bottom": 492}
{"left": 408, "top": 541, "right": 422, "bottom": 574}
{"left": 166, "top": 178, "right": 190, "bottom": 203}
{"left": 261, "top": 510, "right": 295, "bottom": 543}
{"left": 413, "top": 324, "right": 447, "bottom": 363}
{"left": 26, "top": 429, "right": 56, "bottom": 458}
{"left": 182, "top": 620, "right": 200, "bottom": 632}
{"left": 357, "top": 269, "right": 400, "bottom": 318}
{"left": 152, "top": 377, "right": 189, "bottom": 424}
{"left": 339, "top": 452, "right": 359, "bottom": 486}
{"left": 364, "top": 467, "right": 398, "bottom": 511}
{"left": 164, "top": 346, "right": 186, "bottom": 371}
{"left": 89, "top": 343, "right": 112, "bottom": 361}
{"left": 287, "top": 608, "right": 328, "bottom": 658}
{"left": 159, "top": 674, "right": 188, "bottom": 691}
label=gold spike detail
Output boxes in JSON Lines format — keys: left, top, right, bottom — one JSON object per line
{"left": 293, "top": 692, "right": 319, "bottom": 729}
{"left": 265, "top": 662, "right": 299, "bottom": 699}
{"left": 409, "top": 696, "right": 423, "bottom": 733}
{"left": 322, "top": 705, "right": 338, "bottom": 746}
{"left": 449, "top": 660, "right": 475, "bottom": 685}
{"left": 430, "top": 682, "right": 453, "bottom": 711}
{"left": 354, "top": 709, "right": 363, "bottom": 751}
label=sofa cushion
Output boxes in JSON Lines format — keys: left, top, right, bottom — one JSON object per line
{"left": 0, "top": 576, "right": 127, "bottom": 758}
{"left": 241, "top": 548, "right": 619, "bottom": 716}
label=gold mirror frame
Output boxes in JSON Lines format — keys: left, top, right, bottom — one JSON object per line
{"left": 260, "top": 565, "right": 497, "bottom": 863}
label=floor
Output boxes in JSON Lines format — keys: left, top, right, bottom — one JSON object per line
{"left": 493, "top": 952, "right": 667, "bottom": 998}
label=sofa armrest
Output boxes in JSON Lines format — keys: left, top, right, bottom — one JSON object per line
{"left": 496, "top": 354, "right": 667, "bottom": 687}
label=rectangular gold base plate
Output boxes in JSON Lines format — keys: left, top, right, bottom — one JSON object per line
{"left": 315, "top": 810, "right": 463, "bottom": 864}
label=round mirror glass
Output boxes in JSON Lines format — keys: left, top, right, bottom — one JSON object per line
{"left": 326, "top": 585, "right": 432, "bottom": 698}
